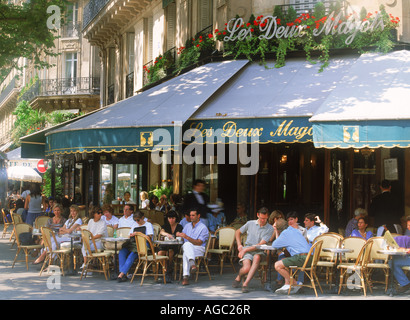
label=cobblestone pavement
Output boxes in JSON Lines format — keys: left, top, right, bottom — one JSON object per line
{"left": 0, "top": 231, "right": 408, "bottom": 302}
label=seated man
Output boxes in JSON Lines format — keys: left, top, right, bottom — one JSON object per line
{"left": 176, "top": 209, "right": 209, "bottom": 286}
{"left": 118, "top": 204, "right": 136, "bottom": 228}
{"left": 232, "top": 207, "right": 273, "bottom": 293}
{"left": 390, "top": 235, "right": 410, "bottom": 294}
{"left": 116, "top": 210, "right": 154, "bottom": 282}
{"left": 272, "top": 217, "right": 312, "bottom": 294}
{"left": 303, "top": 213, "right": 329, "bottom": 243}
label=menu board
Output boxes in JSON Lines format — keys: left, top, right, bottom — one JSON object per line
{"left": 384, "top": 158, "right": 398, "bottom": 181}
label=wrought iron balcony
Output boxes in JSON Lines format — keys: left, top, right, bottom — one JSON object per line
{"left": 83, "top": 0, "right": 110, "bottom": 30}
{"left": 18, "top": 77, "right": 100, "bottom": 102}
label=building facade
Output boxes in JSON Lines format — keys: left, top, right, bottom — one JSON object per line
{"left": 5, "top": 0, "right": 410, "bottom": 230}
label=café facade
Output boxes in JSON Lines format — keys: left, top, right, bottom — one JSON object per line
{"left": 19, "top": 0, "right": 410, "bottom": 230}
{"left": 20, "top": 47, "right": 410, "bottom": 230}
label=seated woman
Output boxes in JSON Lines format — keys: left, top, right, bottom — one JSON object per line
{"left": 351, "top": 216, "right": 373, "bottom": 240}
{"left": 58, "top": 204, "right": 83, "bottom": 242}
{"left": 101, "top": 204, "right": 119, "bottom": 229}
{"left": 117, "top": 210, "right": 154, "bottom": 282}
{"left": 158, "top": 210, "right": 183, "bottom": 279}
{"left": 81, "top": 206, "right": 108, "bottom": 268}
{"left": 33, "top": 203, "right": 67, "bottom": 264}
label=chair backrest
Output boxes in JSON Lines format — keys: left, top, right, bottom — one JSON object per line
{"left": 342, "top": 236, "right": 367, "bottom": 261}
{"left": 301, "top": 240, "right": 323, "bottom": 270}
{"left": 140, "top": 209, "right": 151, "bottom": 219}
{"left": 35, "top": 216, "right": 50, "bottom": 229}
{"left": 12, "top": 213, "right": 22, "bottom": 225}
{"left": 355, "top": 239, "right": 374, "bottom": 267}
{"left": 14, "top": 223, "right": 32, "bottom": 246}
{"left": 81, "top": 229, "right": 100, "bottom": 256}
{"left": 216, "top": 227, "right": 236, "bottom": 249}
{"left": 107, "top": 225, "right": 114, "bottom": 237}
{"left": 314, "top": 234, "right": 341, "bottom": 261}
{"left": 116, "top": 227, "right": 131, "bottom": 238}
{"left": 152, "top": 223, "right": 161, "bottom": 240}
{"left": 135, "top": 232, "right": 156, "bottom": 258}
{"left": 41, "top": 227, "right": 57, "bottom": 252}
{"left": 152, "top": 211, "right": 164, "bottom": 226}
{"left": 368, "top": 236, "right": 389, "bottom": 262}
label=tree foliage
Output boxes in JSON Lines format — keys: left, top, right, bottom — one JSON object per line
{"left": 0, "top": 0, "right": 68, "bottom": 81}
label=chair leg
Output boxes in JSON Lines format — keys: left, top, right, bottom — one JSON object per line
{"left": 24, "top": 249, "right": 29, "bottom": 270}
{"left": 40, "top": 254, "right": 50, "bottom": 276}
{"left": 12, "top": 248, "right": 21, "bottom": 268}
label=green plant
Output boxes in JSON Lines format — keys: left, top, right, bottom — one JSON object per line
{"left": 43, "top": 163, "right": 63, "bottom": 199}
{"left": 148, "top": 184, "right": 173, "bottom": 199}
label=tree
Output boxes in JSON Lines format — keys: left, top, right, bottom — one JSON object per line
{"left": 0, "top": 0, "right": 68, "bottom": 81}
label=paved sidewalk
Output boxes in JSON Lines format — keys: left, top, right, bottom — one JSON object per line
{"left": 0, "top": 232, "right": 408, "bottom": 301}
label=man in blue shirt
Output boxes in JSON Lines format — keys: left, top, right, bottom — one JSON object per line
{"left": 272, "top": 217, "right": 312, "bottom": 294}
{"left": 176, "top": 208, "right": 209, "bottom": 286}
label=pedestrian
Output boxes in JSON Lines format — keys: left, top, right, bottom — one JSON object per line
{"left": 24, "top": 183, "right": 46, "bottom": 226}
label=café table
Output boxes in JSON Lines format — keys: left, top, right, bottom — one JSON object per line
{"left": 65, "top": 232, "right": 82, "bottom": 276}
{"left": 255, "top": 245, "right": 278, "bottom": 292}
{"left": 154, "top": 239, "right": 184, "bottom": 281}
{"left": 322, "top": 247, "right": 353, "bottom": 293}
{"left": 102, "top": 236, "right": 128, "bottom": 279}
{"left": 377, "top": 249, "right": 410, "bottom": 297}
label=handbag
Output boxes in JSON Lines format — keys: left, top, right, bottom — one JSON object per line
{"left": 121, "top": 226, "right": 147, "bottom": 253}
{"left": 19, "top": 232, "right": 35, "bottom": 245}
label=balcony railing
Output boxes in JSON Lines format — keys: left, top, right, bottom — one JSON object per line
{"left": 142, "top": 46, "right": 176, "bottom": 87}
{"left": 18, "top": 77, "right": 100, "bottom": 102}
{"left": 276, "top": 0, "right": 345, "bottom": 15}
{"left": 83, "top": 0, "right": 110, "bottom": 30}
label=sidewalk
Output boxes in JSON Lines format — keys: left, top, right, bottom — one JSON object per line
{"left": 0, "top": 232, "right": 408, "bottom": 301}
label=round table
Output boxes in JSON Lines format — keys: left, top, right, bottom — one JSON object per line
{"left": 102, "top": 237, "right": 128, "bottom": 279}
{"left": 377, "top": 249, "right": 410, "bottom": 296}
{"left": 322, "top": 247, "right": 354, "bottom": 293}
{"left": 65, "top": 233, "right": 82, "bottom": 276}
{"left": 255, "top": 245, "right": 279, "bottom": 292}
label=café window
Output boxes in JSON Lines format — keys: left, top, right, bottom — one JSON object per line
{"left": 115, "top": 164, "right": 138, "bottom": 204}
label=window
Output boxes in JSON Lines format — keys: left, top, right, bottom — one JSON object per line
{"left": 144, "top": 17, "right": 154, "bottom": 64}
{"left": 165, "top": 2, "right": 176, "bottom": 51}
{"left": 65, "top": 2, "right": 79, "bottom": 37}
{"left": 198, "top": 0, "right": 213, "bottom": 32}
{"left": 64, "top": 52, "right": 78, "bottom": 93}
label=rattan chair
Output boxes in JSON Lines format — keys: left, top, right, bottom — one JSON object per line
{"left": 175, "top": 236, "right": 212, "bottom": 282}
{"left": 288, "top": 240, "right": 324, "bottom": 297}
{"left": 207, "top": 227, "right": 236, "bottom": 275}
{"left": 366, "top": 236, "right": 390, "bottom": 292}
{"left": 337, "top": 239, "right": 374, "bottom": 296}
{"left": 341, "top": 236, "right": 366, "bottom": 262}
{"left": 130, "top": 232, "right": 169, "bottom": 285}
{"left": 12, "top": 223, "right": 43, "bottom": 270}
{"left": 39, "top": 227, "right": 71, "bottom": 276}
{"left": 35, "top": 216, "right": 50, "bottom": 229}
{"left": 1, "top": 209, "right": 13, "bottom": 239}
{"left": 80, "top": 229, "right": 112, "bottom": 280}
{"left": 314, "top": 233, "right": 341, "bottom": 288}
{"left": 106, "top": 225, "right": 114, "bottom": 237}
{"left": 152, "top": 223, "right": 161, "bottom": 241}
{"left": 10, "top": 212, "right": 23, "bottom": 247}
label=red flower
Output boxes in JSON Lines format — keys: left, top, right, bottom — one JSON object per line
{"left": 276, "top": 18, "right": 281, "bottom": 25}
{"left": 250, "top": 28, "right": 254, "bottom": 32}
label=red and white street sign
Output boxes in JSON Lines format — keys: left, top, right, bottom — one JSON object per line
{"left": 37, "top": 159, "right": 47, "bottom": 173}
